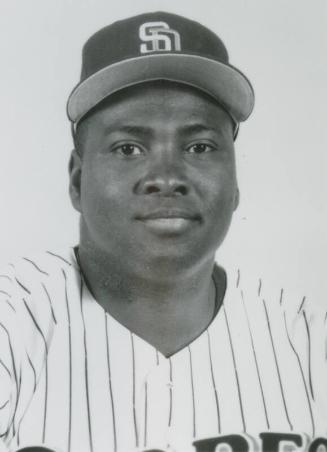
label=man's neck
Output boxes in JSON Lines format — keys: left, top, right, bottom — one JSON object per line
{"left": 76, "top": 244, "right": 224, "bottom": 357}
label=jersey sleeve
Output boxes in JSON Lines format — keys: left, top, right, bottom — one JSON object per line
{"left": 0, "top": 261, "right": 55, "bottom": 451}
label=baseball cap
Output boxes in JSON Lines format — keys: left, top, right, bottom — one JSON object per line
{"left": 67, "top": 11, "right": 255, "bottom": 127}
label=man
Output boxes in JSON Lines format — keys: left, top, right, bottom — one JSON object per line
{"left": 0, "top": 11, "right": 326, "bottom": 452}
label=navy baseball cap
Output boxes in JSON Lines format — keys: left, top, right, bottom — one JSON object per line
{"left": 67, "top": 11, "right": 255, "bottom": 126}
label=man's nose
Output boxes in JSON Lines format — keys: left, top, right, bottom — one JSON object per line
{"left": 140, "top": 177, "right": 189, "bottom": 196}
{"left": 134, "top": 155, "right": 190, "bottom": 197}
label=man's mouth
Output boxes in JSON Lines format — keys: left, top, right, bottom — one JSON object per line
{"left": 135, "top": 209, "right": 201, "bottom": 234}
{"left": 136, "top": 208, "right": 201, "bottom": 221}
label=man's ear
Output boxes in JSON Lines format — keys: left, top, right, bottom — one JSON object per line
{"left": 234, "top": 187, "right": 240, "bottom": 211}
{"left": 68, "top": 149, "right": 82, "bottom": 213}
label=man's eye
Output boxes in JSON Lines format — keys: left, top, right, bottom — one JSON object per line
{"left": 114, "top": 144, "right": 143, "bottom": 156}
{"left": 186, "top": 143, "right": 214, "bottom": 154}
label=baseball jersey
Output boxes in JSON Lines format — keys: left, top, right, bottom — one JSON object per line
{"left": 0, "top": 248, "right": 326, "bottom": 452}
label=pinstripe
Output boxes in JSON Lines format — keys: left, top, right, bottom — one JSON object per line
{"left": 206, "top": 329, "right": 221, "bottom": 432}
{"left": 62, "top": 270, "right": 72, "bottom": 452}
{"left": 262, "top": 299, "right": 293, "bottom": 431}
{"left": 0, "top": 290, "right": 11, "bottom": 298}
{"left": 297, "top": 296, "right": 306, "bottom": 314}
{"left": 23, "top": 299, "right": 48, "bottom": 442}
{"left": 0, "top": 357, "right": 12, "bottom": 378}
{"left": 130, "top": 333, "right": 139, "bottom": 447}
{"left": 0, "top": 275, "right": 12, "bottom": 282}
{"left": 0, "top": 321, "right": 18, "bottom": 436}
{"left": 302, "top": 311, "right": 314, "bottom": 401}
{"left": 223, "top": 307, "right": 246, "bottom": 432}
{"left": 6, "top": 424, "right": 13, "bottom": 443}
{"left": 12, "top": 366, "right": 21, "bottom": 441}
{"left": 26, "top": 353, "right": 37, "bottom": 393}
{"left": 283, "top": 313, "right": 315, "bottom": 437}
{"left": 144, "top": 381, "right": 148, "bottom": 448}
{"left": 1, "top": 324, "right": 17, "bottom": 381}
{"left": 236, "top": 269, "right": 240, "bottom": 288}
{"left": 80, "top": 279, "right": 94, "bottom": 452}
{"left": 241, "top": 291, "right": 270, "bottom": 429}
{"left": 41, "top": 283, "right": 57, "bottom": 324}
{"left": 188, "top": 346, "right": 196, "bottom": 438}
{"left": 168, "top": 358, "right": 173, "bottom": 428}
{"left": 16, "top": 370, "right": 22, "bottom": 447}
{"left": 17, "top": 392, "right": 29, "bottom": 448}
{"left": 0, "top": 400, "right": 9, "bottom": 410}
{"left": 46, "top": 251, "right": 72, "bottom": 266}
{"left": 23, "top": 300, "right": 48, "bottom": 355}
{"left": 258, "top": 279, "right": 262, "bottom": 296}
{"left": 15, "top": 278, "right": 31, "bottom": 295}
{"left": 105, "top": 314, "right": 117, "bottom": 452}
{"left": 156, "top": 349, "right": 159, "bottom": 366}
{"left": 4, "top": 300, "right": 15, "bottom": 312}
{"left": 22, "top": 257, "right": 49, "bottom": 276}
{"left": 279, "top": 288, "right": 284, "bottom": 305}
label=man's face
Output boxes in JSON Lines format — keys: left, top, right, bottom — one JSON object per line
{"left": 70, "top": 82, "right": 239, "bottom": 270}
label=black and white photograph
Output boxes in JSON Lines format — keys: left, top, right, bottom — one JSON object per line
{"left": 0, "top": 1, "right": 326, "bottom": 451}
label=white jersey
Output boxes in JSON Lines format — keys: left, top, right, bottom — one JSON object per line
{"left": 0, "top": 249, "right": 326, "bottom": 452}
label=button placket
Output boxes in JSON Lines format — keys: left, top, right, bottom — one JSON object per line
{"left": 140, "top": 355, "right": 173, "bottom": 448}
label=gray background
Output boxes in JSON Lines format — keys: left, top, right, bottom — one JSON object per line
{"left": 0, "top": 0, "right": 326, "bottom": 308}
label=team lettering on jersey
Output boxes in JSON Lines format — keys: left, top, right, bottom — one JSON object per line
{"left": 134, "top": 433, "right": 327, "bottom": 452}
{"left": 193, "top": 433, "right": 327, "bottom": 452}
{"left": 12, "top": 433, "right": 327, "bottom": 452}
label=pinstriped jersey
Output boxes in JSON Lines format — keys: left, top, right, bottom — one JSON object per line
{"left": 0, "top": 249, "right": 326, "bottom": 452}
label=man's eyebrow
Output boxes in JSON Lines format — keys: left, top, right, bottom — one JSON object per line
{"left": 104, "top": 125, "right": 153, "bottom": 136}
{"left": 103, "top": 123, "right": 225, "bottom": 136}
{"left": 178, "top": 124, "right": 217, "bottom": 134}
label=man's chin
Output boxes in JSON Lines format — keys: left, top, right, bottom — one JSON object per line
{"left": 138, "top": 238, "right": 217, "bottom": 269}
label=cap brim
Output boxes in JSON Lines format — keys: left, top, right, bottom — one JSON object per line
{"left": 67, "top": 53, "right": 254, "bottom": 124}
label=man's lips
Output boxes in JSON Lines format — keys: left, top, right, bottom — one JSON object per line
{"left": 135, "top": 209, "right": 201, "bottom": 221}
{"left": 134, "top": 209, "right": 202, "bottom": 235}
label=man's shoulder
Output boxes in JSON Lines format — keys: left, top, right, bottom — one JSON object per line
{"left": 222, "top": 261, "right": 323, "bottom": 315}
{"left": 0, "top": 247, "right": 77, "bottom": 283}
{"left": 221, "top": 261, "right": 326, "bottom": 354}
{"left": 0, "top": 247, "right": 80, "bottom": 321}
